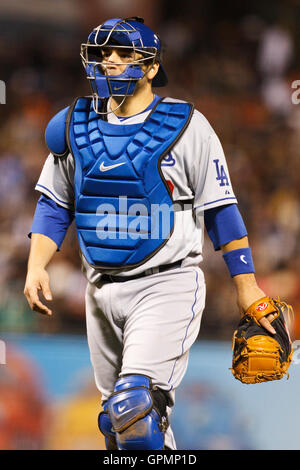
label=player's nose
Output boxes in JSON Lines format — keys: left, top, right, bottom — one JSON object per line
{"left": 104, "top": 49, "right": 121, "bottom": 64}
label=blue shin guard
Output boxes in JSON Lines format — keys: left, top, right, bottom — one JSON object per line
{"left": 107, "top": 375, "right": 168, "bottom": 450}
{"left": 98, "top": 402, "right": 117, "bottom": 450}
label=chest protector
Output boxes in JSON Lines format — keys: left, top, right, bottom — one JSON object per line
{"left": 66, "top": 97, "right": 193, "bottom": 269}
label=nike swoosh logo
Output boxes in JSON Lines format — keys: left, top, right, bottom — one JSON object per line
{"left": 240, "top": 255, "right": 248, "bottom": 264}
{"left": 114, "top": 86, "right": 125, "bottom": 91}
{"left": 118, "top": 405, "right": 126, "bottom": 412}
{"left": 100, "top": 162, "right": 126, "bottom": 172}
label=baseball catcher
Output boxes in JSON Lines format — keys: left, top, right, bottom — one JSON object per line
{"left": 231, "top": 296, "right": 294, "bottom": 384}
{"left": 24, "top": 15, "right": 295, "bottom": 450}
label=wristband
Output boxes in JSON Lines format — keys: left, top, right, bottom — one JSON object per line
{"left": 223, "top": 247, "right": 255, "bottom": 277}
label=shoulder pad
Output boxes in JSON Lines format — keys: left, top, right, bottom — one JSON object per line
{"left": 161, "top": 97, "right": 190, "bottom": 105}
{"left": 45, "top": 106, "right": 70, "bottom": 157}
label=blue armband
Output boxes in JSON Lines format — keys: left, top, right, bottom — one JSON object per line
{"left": 204, "top": 204, "right": 248, "bottom": 251}
{"left": 28, "top": 195, "right": 74, "bottom": 250}
{"left": 223, "top": 247, "right": 255, "bottom": 277}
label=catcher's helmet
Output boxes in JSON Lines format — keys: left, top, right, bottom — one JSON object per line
{"left": 80, "top": 17, "right": 168, "bottom": 114}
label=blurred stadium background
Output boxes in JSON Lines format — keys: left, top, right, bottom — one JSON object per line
{"left": 0, "top": 0, "right": 300, "bottom": 450}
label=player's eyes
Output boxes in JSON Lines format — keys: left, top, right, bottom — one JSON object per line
{"left": 101, "top": 49, "right": 135, "bottom": 62}
{"left": 99, "top": 51, "right": 109, "bottom": 60}
{"left": 120, "top": 52, "right": 134, "bottom": 58}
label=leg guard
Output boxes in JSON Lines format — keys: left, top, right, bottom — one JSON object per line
{"left": 98, "top": 402, "right": 118, "bottom": 450}
{"left": 107, "top": 375, "right": 169, "bottom": 450}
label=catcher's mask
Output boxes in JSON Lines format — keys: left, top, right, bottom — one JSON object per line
{"left": 80, "top": 16, "right": 168, "bottom": 114}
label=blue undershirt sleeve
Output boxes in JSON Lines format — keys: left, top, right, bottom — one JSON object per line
{"left": 28, "top": 194, "right": 74, "bottom": 250}
{"left": 204, "top": 203, "right": 248, "bottom": 251}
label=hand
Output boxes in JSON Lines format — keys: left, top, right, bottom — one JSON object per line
{"left": 24, "top": 267, "right": 53, "bottom": 316}
{"left": 235, "top": 277, "right": 276, "bottom": 335}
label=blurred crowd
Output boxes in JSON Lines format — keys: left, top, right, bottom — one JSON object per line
{"left": 0, "top": 0, "right": 299, "bottom": 340}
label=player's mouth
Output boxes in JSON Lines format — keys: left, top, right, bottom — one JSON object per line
{"left": 103, "top": 65, "right": 125, "bottom": 76}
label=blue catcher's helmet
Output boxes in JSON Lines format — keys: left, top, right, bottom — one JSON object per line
{"left": 80, "top": 17, "right": 168, "bottom": 114}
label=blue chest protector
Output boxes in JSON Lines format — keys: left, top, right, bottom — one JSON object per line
{"left": 46, "top": 96, "right": 193, "bottom": 269}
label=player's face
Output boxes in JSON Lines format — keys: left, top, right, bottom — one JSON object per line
{"left": 100, "top": 46, "right": 144, "bottom": 76}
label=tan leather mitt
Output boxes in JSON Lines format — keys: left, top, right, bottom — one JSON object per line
{"left": 231, "top": 296, "right": 293, "bottom": 384}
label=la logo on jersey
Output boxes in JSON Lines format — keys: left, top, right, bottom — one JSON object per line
{"left": 213, "top": 159, "right": 229, "bottom": 187}
{"left": 161, "top": 152, "right": 175, "bottom": 167}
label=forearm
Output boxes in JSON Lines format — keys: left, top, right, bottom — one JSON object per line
{"left": 221, "top": 236, "right": 269, "bottom": 317}
{"left": 24, "top": 233, "right": 56, "bottom": 316}
{"left": 27, "top": 233, "right": 58, "bottom": 270}
{"left": 220, "top": 235, "right": 249, "bottom": 253}
{"left": 24, "top": 195, "right": 73, "bottom": 315}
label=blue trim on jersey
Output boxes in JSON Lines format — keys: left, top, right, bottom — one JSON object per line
{"left": 204, "top": 203, "right": 248, "bottom": 251}
{"left": 116, "top": 95, "right": 161, "bottom": 122}
{"left": 195, "top": 196, "right": 237, "bottom": 209}
{"left": 29, "top": 195, "right": 74, "bottom": 250}
{"left": 167, "top": 269, "right": 199, "bottom": 392}
{"left": 35, "top": 184, "right": 73, "bottom": 208}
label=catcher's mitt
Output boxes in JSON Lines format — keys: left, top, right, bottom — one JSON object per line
{"left": 231, "top": 296, "right": 293, "bottom": 384}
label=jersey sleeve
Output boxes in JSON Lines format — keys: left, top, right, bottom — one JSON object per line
{"left": 191, "top": 113, "right": 237, "bottom": 212}
{"left": 35, "top": 152, "right": 75, "bottom": 210}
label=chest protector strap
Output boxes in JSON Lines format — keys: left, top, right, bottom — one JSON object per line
{"left": 67, "top": 97, "right": 193, "bottom": 269}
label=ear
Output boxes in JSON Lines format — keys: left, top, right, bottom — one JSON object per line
{"left": 147, "top": 62, "right": 160, "bottom": 81}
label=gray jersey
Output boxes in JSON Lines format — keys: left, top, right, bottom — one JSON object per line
{"left": 35, "top": 98, "right": 237, "bottom": 282}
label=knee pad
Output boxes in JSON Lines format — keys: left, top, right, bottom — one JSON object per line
{"left": 107, "top": 375, "right": 169, "bottom": 450}
{"left": 98, "top": 402, "right": 118, "bottom": 450}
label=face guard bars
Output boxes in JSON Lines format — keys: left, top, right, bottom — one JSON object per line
{"left": 80, "top": 18, "right": 159, "bottom": 115}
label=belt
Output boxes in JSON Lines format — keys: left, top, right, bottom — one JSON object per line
{"left": 101, "top": 260, "right": 183, "bottom": 283}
